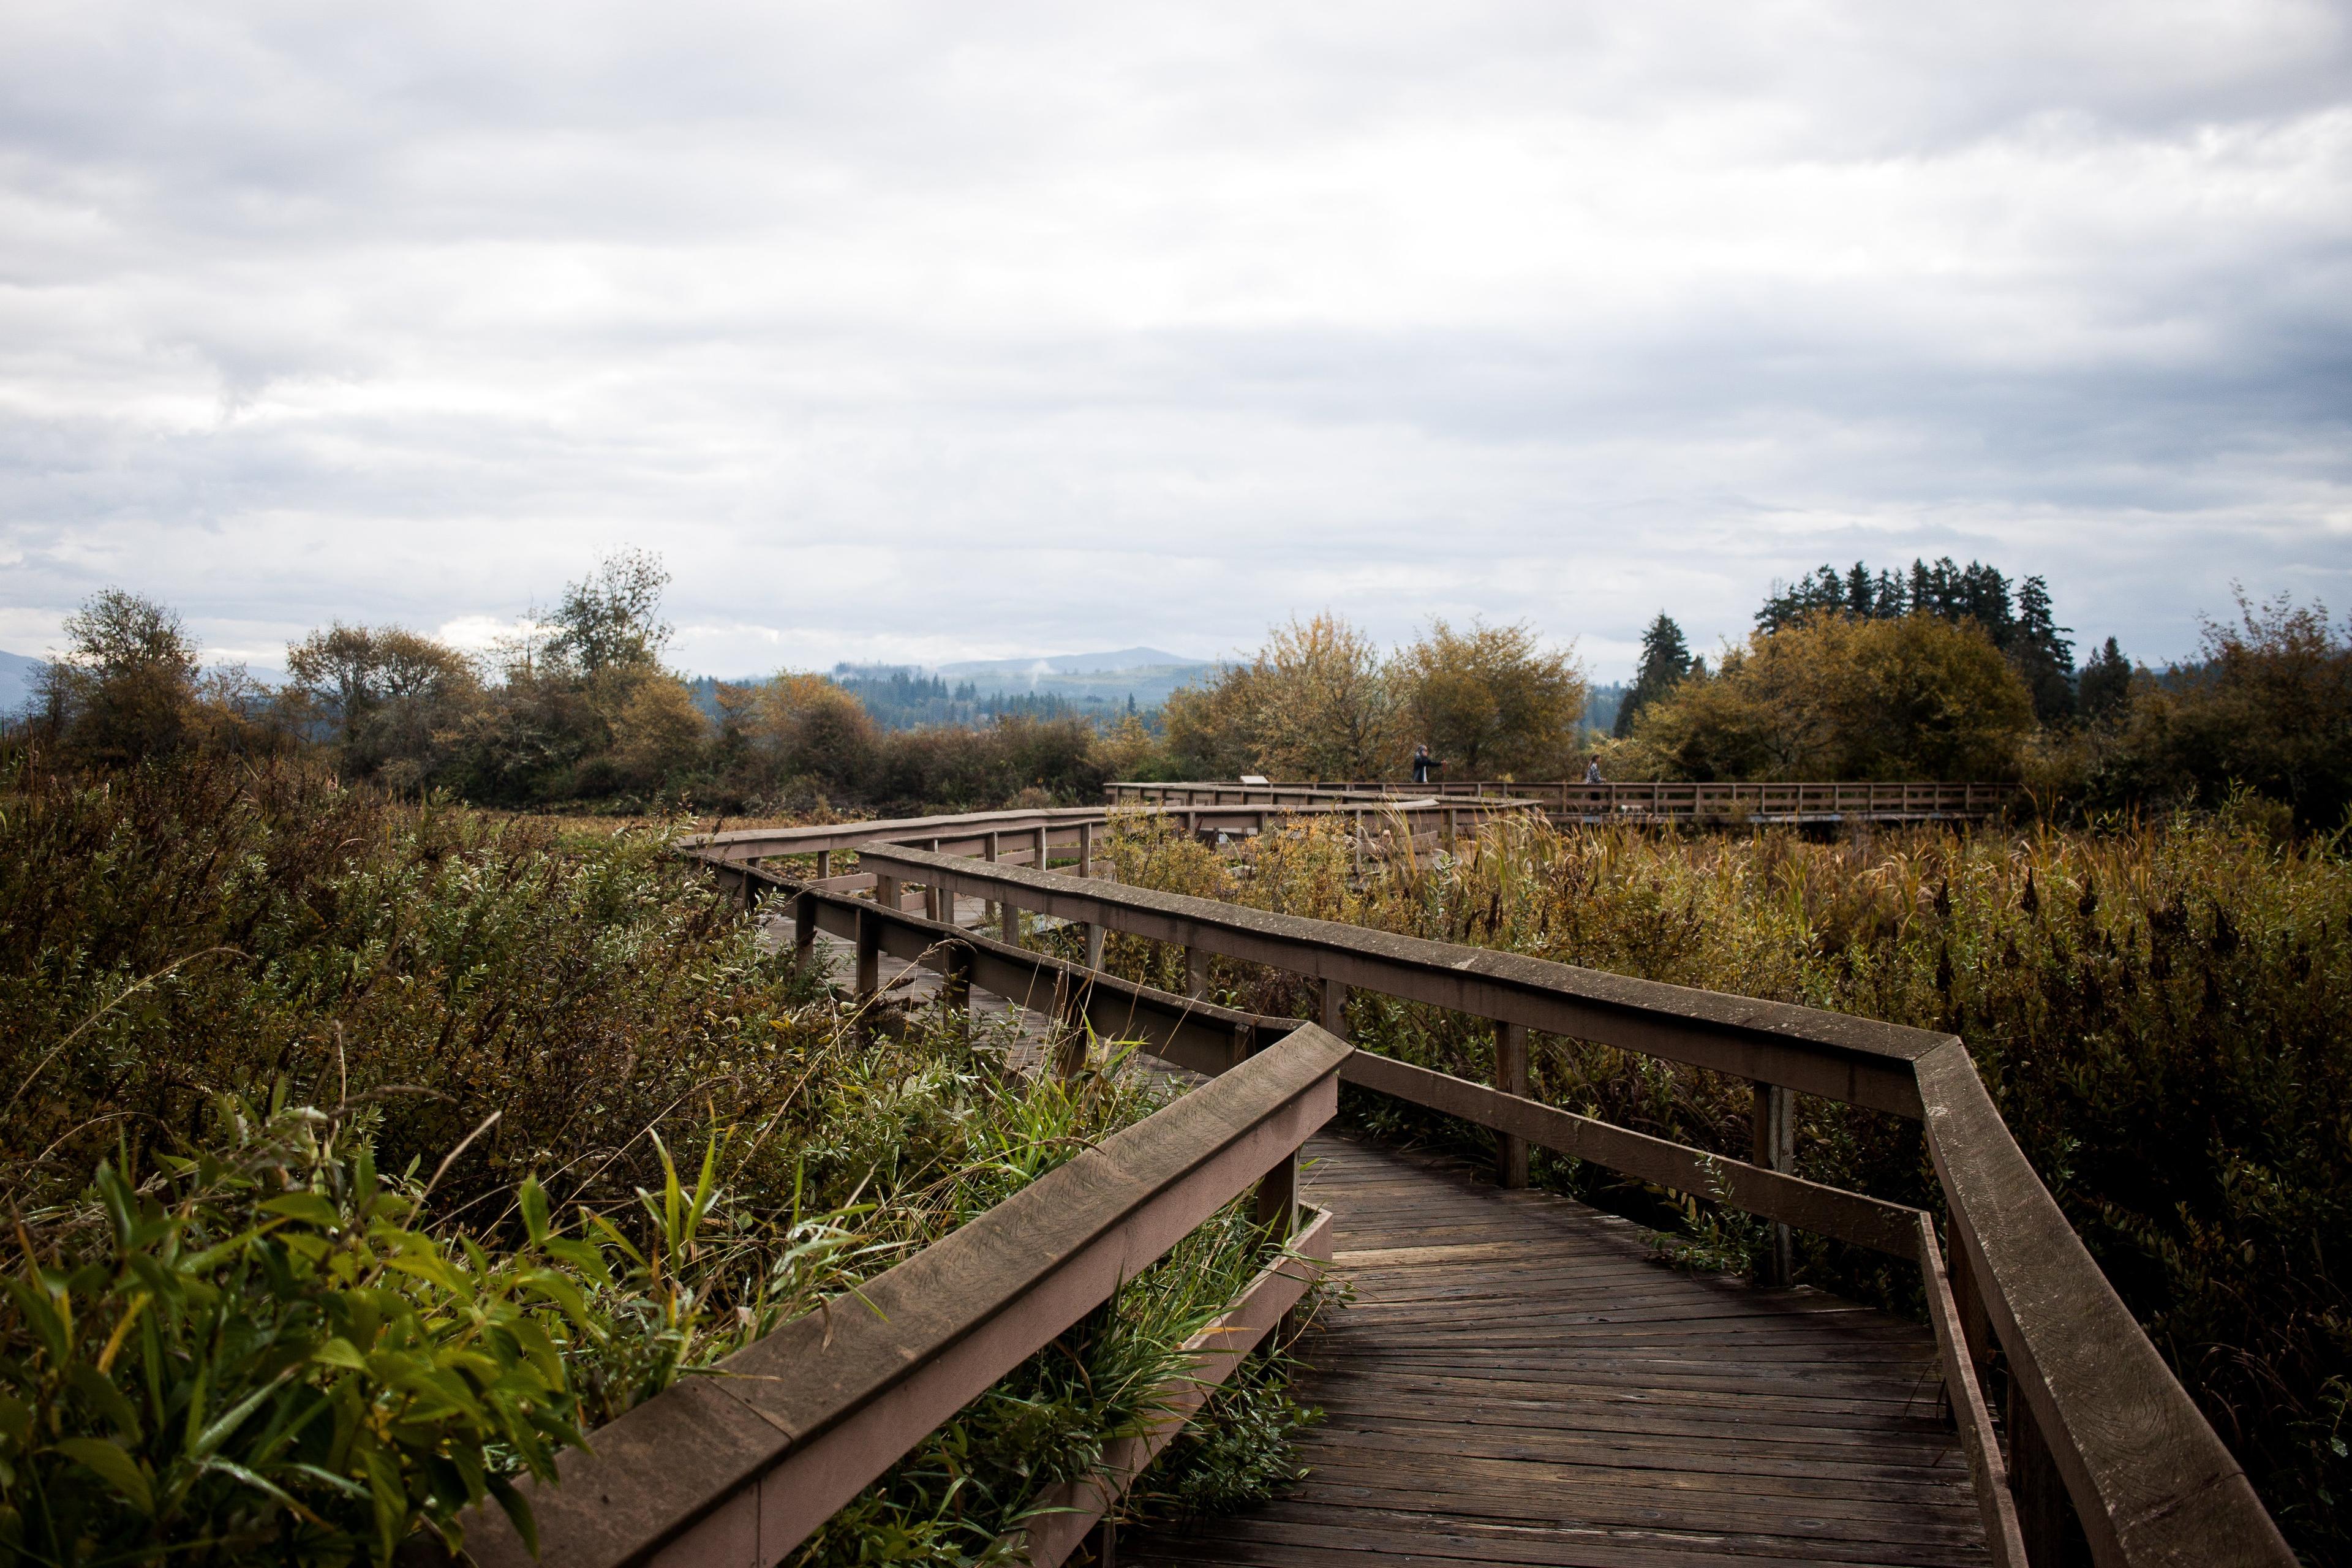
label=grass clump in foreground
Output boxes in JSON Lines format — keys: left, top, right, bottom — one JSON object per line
{"left": 1099, "top": 806, "right": 2352, "bottom": 1561}
{"left": 0, "top": 753, "right": 1323, "bottom": 1566}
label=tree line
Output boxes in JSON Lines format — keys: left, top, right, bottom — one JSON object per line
{"left": 14, "top": 550, "right": 2350, "bottom": 828}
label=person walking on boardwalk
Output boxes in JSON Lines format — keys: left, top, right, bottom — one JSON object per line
{"left": 1585, "top": 758, "right": 1604, "bottom": 784}
{"left": 1412, "top": 742, "right": 1436, "bottom": 785}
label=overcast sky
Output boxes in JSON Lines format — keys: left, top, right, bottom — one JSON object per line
{"left": 2, "top": 2, "right": 2347, "bottom": 681}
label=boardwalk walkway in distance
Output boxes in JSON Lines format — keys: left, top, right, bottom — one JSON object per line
{"left": 1127, "top": 1133, "right": 1989, "bottom": 1568}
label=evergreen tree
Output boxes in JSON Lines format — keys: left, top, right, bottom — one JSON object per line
{"left": 1614, "top": 613, "right": 1695, "bottom": 737}
{"left": 2077, "top": 636, "right": 2132, "bottom": 722}
{"left": 2010, "top": 575, "right": 2076, "bottom": 722}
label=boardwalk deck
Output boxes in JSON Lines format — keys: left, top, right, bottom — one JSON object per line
{"left": 1126, "top": 1134, "right": 1988, "bottom": 1568}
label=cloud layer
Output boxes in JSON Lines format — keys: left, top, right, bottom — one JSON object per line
{"left": 3, "top": 1, "right": 2347, "bottom": 678}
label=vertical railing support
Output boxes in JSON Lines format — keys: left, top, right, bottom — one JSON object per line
{"left": 2008, "top": 1382, "right": 2094, "bottom": 1568}
{"left": 1751, "top": 1081, "right": 1795, "bottom": 1284}
{"left": 875, "top": 872, "right": 900, "bottom": 916}
{"left": 1077, "top": 821, "right": 1093, "bottom": 879}
{"left": 1084, "top": 922, "right": 1105, "bottom": 970}
{"left": 1033, "top": 824, "right": 1049, "bottom": 875}
{"left": 1185, "top": 946, "right": 1207, "bottom": 1000}
{"left": 1495, "top": 1022, "right": 1529, "bottom": 1188}
{"left": 1052, "top": 971, "right": 1087, "bottom": 1077}
{"left": 1254, "top": 1147, "right": 1298, "bottom": 1238}
{"left": 1320, "top": 979, "right": 1349, "bottom": 1041}
{"left": 983, "top": 832, "right": 1000, "bottom": 932}
{"left": 815, "top": 848, "right": 832, "bottom": 882}
{"left": 854, "top": 905, "right": 881, "bottom": 1005}
{"left": 793, "top": 889, "right": 817, "bottom": 968}
{"left": 943, "top": 940, "right": 973, "bottom": 1034}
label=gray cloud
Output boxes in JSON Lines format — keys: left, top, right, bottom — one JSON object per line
{"left": 1, "top": 0, "right": 2347, "bottom": 679}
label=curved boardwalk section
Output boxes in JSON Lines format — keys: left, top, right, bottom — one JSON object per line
{"left": 1128, "top": 1133, "right": 1987, "bottom": 1568}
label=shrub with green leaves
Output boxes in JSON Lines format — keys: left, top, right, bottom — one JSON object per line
{"left": 0, "top": 759, "right": 1327, "bottom": 1564}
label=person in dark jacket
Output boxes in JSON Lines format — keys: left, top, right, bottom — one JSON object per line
{"left": 1412, "top": 743, "right": 1436, "bottom": 784}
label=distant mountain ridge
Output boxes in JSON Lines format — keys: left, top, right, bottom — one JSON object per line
{"left": 0, "top": 649, "right": 45, "bottom": 715}
{"left": 931, "top": 647, "right": 1208, "bottom": 679}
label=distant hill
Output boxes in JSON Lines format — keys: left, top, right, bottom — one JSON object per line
{"left": 925, "top": 649, "right": 1219, "bottom": 712}
{"left": 684, "top": 649, "right": 1221, "bottom": 731}
{"left": 0, "top": 649, "right": 45, "bottom": 716}
{"left": 933, "top": 647, "right": 1206, "bottom": 680}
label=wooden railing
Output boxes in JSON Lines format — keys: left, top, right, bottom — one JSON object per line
{"left": 678, "top": 796, "right": 1538, "bottom": 894}
{"left": 833, "top": 840, "right": 2293, "bottom": 1568}
{"left": 1109, "top": 778, "right": 2022, "bottom": 820}
{"left": 448, "top": 858, "right": 1351, "bottom": 1568}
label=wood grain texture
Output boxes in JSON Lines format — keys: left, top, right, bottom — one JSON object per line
{"left": 1125, "top": 1133, "right": 1989, "bottom": 1568}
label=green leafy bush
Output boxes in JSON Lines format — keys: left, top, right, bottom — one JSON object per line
{"left": 0, "top": 758, "right": 1325, "bottom": 1564}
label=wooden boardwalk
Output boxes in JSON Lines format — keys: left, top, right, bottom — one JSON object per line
{"left": 1126, "top": 1133, "right": 1988, "bottom": 1568}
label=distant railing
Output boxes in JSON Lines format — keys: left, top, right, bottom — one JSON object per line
{"left": 832, "top": 839, "right": 2291, "bottom": 1568}
{"left": 1109, "top": 778, "right": 2022, "bottom": 821}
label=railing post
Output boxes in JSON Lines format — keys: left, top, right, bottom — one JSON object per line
{"left": 1495, "top": 1022, "right": 1529, "bottom": 1188}
{"left": 1254, "top": 1147, "right": 1298, "bottom": 1238}
{"left": 815, "top": 848, "right": 832, "bottom": 882}
{"left": 1751, "top": 1081, "right": 1795, "bottom": 1284}
{"left": 1052, "top": 972, "right": 1088, "bottom": 1077}
{"left": 1078, "top": 821, "right": 1093, "bottom": 879}
{"left": 943, "top": 940, "right": 973, "bottom": 1031}
{"left": 2008, "top": 1381, "right": 2094, "bottom": 1567}
{"left": 794, "top": 889, "right": 818, "bottom": 967}
{"left": 854, "top": 905, "right": 881, "bottom": 1004}
{"left": 1033, "top": 824, "right": 1049, "bottom": 873}
{"left": 1320, "top": 979, "right": 1349, "bottom": 1041}
{"left": 875, "top": 872, "right": 900, "bottom": 915}
{"left": 1185, "top": 946, "right": 1207, "bottom": 1000}
{"left": 983, "top": 831, "right": 1000, "bottom": 931}
{"left": 925, "top": 881, "right": 944, "bottom": 922}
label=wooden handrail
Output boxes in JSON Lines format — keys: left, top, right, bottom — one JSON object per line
{"left": 831, "top": 843, "right": 2291, "bottom": 1567}
{"left": 452, "top": 1006, "right": 1350, "bottom": 1568}
{"left": 856, "top": 843, "right": 1937, "bottom": 1115}
{"left": 682, "top": 796, "right": 1539, "bottom": 872}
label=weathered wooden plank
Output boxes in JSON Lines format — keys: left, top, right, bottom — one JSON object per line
{"left": 1123, "top": 1132, "right": 1984, "bottom": 1568}
{"left": 1917, "top": 1210, "right": 2029, "bottom": 1568}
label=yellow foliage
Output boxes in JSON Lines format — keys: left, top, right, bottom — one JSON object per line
{"left": 1165, "top": 614, "right": 1396, "bottom": 780}
{"left": 1393, "top": 618, "right": 1587, "bottom": 780}
{"left": 1621, "top": 612, "right": 2033, "bottom": 781}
